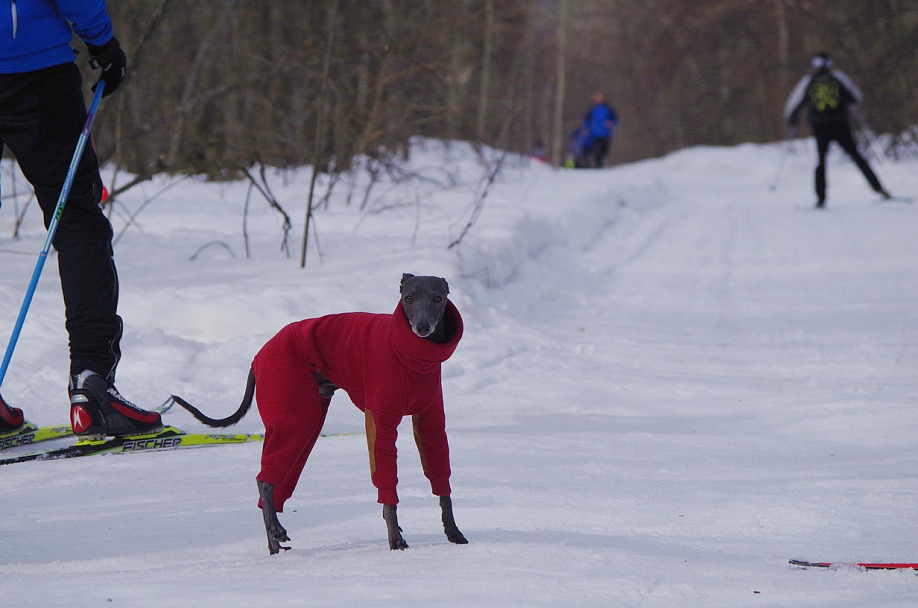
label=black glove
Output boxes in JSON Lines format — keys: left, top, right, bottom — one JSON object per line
{"left": 86, "top": 36, "right": 126, "bottom": 97}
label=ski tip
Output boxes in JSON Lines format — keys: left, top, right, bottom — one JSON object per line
{"left": 789, "top": 559, "right": 824, "bottom": 568}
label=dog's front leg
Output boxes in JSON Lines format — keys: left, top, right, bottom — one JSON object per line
{"left": 257, "top": 480, "right": 291, "bottom": 555}
{"left": 382, "top": 504, "right": 409, "bottom": 550}
{"left": 440, "top": 496, "right": 468, "bottom": 544}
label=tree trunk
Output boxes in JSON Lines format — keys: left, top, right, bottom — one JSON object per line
{"left": 550, "top": 0, "right": 570, "bottom": 167}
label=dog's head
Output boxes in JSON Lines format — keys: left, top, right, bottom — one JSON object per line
{"left": 400, "top": 273, "right": 450, "bottom": 339}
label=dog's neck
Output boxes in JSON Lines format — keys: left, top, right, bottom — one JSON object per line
{"left": 426, "top": 318, "right": 447, "bottom": 344}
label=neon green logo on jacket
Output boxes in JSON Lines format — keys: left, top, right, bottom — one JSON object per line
{"left": 809, "top": 74, "right": 840, "bottom": 112}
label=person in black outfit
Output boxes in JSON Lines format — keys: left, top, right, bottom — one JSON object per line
{"left": 0, "top": 1, "right": 162, "bottom": 437}
{"left": 783, "top": 52, "right": 890, "bottom": 208}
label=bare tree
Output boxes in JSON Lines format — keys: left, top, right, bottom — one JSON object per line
{"left": 301, "top": 0, "right": 339, "bottom": 268}
{"left": 476, "top": 0, "right": 496, "bottom": 141}
{"left": 550, "top": 0, "right": 570, "bottom": 166}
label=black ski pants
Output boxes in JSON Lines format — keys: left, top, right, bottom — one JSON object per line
{"left": 812, "top": 120, "right": 884, "bottom": 202}
{"left": 0, "top": 63, "right": 122, "bottom": 379}
{"left": 585, "top": 136, "right": 610, "bottom": 169}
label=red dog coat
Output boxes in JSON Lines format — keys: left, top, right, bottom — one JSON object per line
{"left": 252, "top": 300, "right": 463, "bottom": 511}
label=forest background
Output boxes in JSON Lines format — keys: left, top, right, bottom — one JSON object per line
{"left": 73, "top": 0, "right": 917, "bottom": 179}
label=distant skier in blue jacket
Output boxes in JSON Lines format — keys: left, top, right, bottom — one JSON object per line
{"left": 580, "top": 91, "right": 619, "bottom": 168}
{"left": 0, "top": 1, "right": 163, "bottom": 438}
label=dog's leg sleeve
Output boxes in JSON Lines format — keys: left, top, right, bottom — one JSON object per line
{"left": 279, "top": 394, "right": 330, "bottom": 497}
{"left": 412, "top": 412, "right": 452, "bottom": 497}
{"left": 439, "top": 495, "right": 468, "bottom": 544}
{"left": 253, "top": 354, "right": 328, "bottom": 512}
{"left": 382, "top": 504, "right": 409, "bottom": 550}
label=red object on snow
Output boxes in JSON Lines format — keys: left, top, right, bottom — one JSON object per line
{"left": 790, "top": 559, "right": 918, "bottom": 570}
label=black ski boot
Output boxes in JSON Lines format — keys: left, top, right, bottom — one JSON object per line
{"left": 69, "top": 370, "right": 163, "bottom": 439}
{"left": 0, "top": 393, "right": 25, "bottom": 433}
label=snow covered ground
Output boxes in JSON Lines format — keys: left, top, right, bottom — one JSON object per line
{"left": 1, "top": 138, "right": 917, "bottom": 607}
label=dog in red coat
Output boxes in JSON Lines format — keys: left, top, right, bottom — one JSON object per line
{"left": 171, "top": 274, "right": 467, "bottom": 553}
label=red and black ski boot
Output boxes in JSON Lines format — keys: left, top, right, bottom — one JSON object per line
{"left": 69, "top": 370, "right": 163, "bottom": 439}
{"left": 0, "top": 393, "right": 25, "bottom": 433}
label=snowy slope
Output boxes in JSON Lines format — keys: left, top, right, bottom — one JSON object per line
{"left": 1, "top": 139, "right": 917, "bottom": 607}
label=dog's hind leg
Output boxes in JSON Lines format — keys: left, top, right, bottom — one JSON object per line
{"left": 257, "top": 480, "right": 290, "bottom": 555}
{"left": 439, "top": 496, "right": 468, "bottom": 544}
{"left": 382, "top": 504, "right": 409, "bottom": 550}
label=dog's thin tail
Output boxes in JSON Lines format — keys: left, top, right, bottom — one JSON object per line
{"left": 170, "top": 369, "right": 256, "bottom": 428}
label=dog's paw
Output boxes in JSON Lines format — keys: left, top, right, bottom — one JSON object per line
{"left": 439, "top": 496, "right": 468, "bottom": 544}
{"left": 267, "top": 540, "right": 291, "bottom": 555}
{"left": 267, "top": 527, "right": 291, "bottom": 555}
{"left": 444, "top": 525, "right": 468, "bottom": 545}
{"left": 265, "top": 521, "right": 291, "bottom": 555}
{"left": 382, "top": 504, "right": 409, "bottom": 550}
{"left": 388, "top": 534, "right": 409, "bottom": 551}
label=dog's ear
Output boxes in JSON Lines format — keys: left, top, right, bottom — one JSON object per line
{"left": 441, "top": 277, "right": 450, "bottom": 295}
{"left": 400, "top": 273, "right": 414, "bottom": 293}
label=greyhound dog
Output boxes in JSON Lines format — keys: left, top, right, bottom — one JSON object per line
{"left": 171, "top": 274, "right": 468, "bottom": 554}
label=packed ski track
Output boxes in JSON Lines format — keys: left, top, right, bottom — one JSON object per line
{"left": 1, "top": 139, "right": 917, "bottom": 607}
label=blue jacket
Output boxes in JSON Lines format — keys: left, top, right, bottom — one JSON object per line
{"left": 0, "top": 0, "right": 112, "bottom": 73}
{"left": 584, "top": 103, "right": 619, "bottom": 139}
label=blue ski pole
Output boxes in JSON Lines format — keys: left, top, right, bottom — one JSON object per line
{"left": 0, "top": 81, "right": 105, "bottom": 389}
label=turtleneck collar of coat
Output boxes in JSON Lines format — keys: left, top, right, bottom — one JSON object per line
{"left": 388, "top": 300, "right": 463, "bottom": 374}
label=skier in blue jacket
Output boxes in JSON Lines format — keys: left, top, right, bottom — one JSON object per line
{"left": 0, "top": 1, "right": 163, "bottom": 437}
{"left": 580, "top": 91, "right": 619, "bottom": 168}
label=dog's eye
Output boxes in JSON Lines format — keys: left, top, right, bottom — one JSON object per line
{"left": 404, "top": 295, "right": 414, "bottom": 303}
{"left": 432, "top": 295, "right": 443, "bottom": 303}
